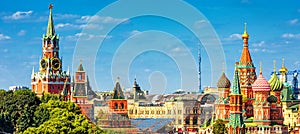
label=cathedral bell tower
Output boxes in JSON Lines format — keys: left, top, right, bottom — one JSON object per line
{"left": 31, "top": 4, "right": 70, "bottom": 99}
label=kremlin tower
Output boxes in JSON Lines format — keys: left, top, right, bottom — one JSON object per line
{"left": 31, "top": 4, "right": 71, "bottom": 100}
{"left": 236, "top": 23, "right": 257, "bottom": 118}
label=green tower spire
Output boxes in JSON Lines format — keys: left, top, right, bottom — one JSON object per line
{"left": 46, "top": 4, "right": 55, "bottom": 38}
{"left": 231, "top": 66, "right": 241, "bottom": 95}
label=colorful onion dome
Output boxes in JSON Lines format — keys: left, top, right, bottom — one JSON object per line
{"left": 252, "top": 62, "right": 270, "bottom": 91}
{"left": 269, "top": 73, "right": 283, "bottom": 91}
{"left": 267, "top": 95, "right": 278, "bottom": 103}
{"left": 269, "top": 61, "right": 283, "bottom": 91}
{"left": 217, "top": 72, "right": 231, "bottom": 88}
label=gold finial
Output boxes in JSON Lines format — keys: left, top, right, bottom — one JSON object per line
{"left": 80, "top": 59, "right": 82, "bottom": 64}
{"left": 49, "top": 4, "right": 53, "bottom": 10}
{"left": 281, "top": 58, "right": 285, "bottom": 67}
{"left": 273, "top": 60, "right": 276, "bottom": 72}
{"left": 244, "top": 22, "right": 247, "bottom": 32}
{"left": 259, "top": 61, "right": 262, "bottom": 74}
{"left": 242, "top": 22, "right": 249, "bottom": 44}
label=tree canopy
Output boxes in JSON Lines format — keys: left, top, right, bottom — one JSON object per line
{"left": 0, "top": 89, "right": 105, "bottom": 133}
{"left": 212, "top": 119, "right": 228, "bottom": 134}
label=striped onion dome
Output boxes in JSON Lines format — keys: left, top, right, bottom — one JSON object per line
{"left": 217, "top": 72, "right": 231, "bottom": 88}
{"left": 268, "top": 72, "right": 283, "bottom": 91}
{"left": 252, "top": 72, "right": 270, "bottom": 91}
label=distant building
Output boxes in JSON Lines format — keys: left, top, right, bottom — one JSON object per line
{"left": 72, "top": 61, "right": 94, "bottom": 121}
{"left": 9, "top": 86, "right": 29, "bottom": 92}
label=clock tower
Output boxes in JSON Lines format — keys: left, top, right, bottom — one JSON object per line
{"left": 31, "top": 4, "right": 71, "bottom": 100}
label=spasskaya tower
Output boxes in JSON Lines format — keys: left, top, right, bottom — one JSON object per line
{"left": 31, "top": 4, "right": 71, "bottom": 100}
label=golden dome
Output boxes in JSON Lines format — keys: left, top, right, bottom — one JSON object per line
{"left": 279, "top": 58, "right": 288, "bottom": 73}
{"left": 242, "top": 23, "right": 249, "bottom": 39}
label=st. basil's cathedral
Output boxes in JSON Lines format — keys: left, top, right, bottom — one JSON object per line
{"left": 214, "top": 25, "right": 290, "bottom": 133}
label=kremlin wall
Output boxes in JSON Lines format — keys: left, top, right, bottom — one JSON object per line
{"left": 29, "top": 5, "right": 300, "bottom": 134}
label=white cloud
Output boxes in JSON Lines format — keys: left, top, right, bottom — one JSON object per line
{"left": 250, "top": 48, "right": 274, "bottom": 53}
{"left": 130, "top": 30, "right": 142, "bottom": 36}
{"left": 65, "top": 33, "right": 111, "bottom": 41}
{"left": 282, "top": 33, "right": 300, "bottom": 39}
{"left": 76, "top": 15, "right": 128, "bottom": 24}
{"left": 144, "top": 69, "right": 151, "bottom": 72}
{"left": 0, "top": 34, "right": 11, "bottom": 40}
{"left": 289, "top": 19, "right": 298, "bottom": 25}
{"left": 193, "top": 20, "right": 207, "bottom": 29}
{"left": 3, "top": 11, "right": 33, "bottom": 20}
{"left": 171, "top": 47, "right": 181, "bottom": 52}
{"left": 17, "top": 30, "right": 26, "bottom": 36}
{"left": 224, "top": 33, "right": 242, "bottom": 41}
{"left": 252, "top": 41, "right": 265, "bottom": 47}
{"left": 2, "top": 49, "right": 8, "bottom": 53}
{"left": 294, "top": 61, "right": 300, "bottom": 67}
{"left": 55, "top": 14, "right": 79, "bottom": 20}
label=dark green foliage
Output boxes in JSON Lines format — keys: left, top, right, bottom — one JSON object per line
{"left": 0, "top": 89, "right": 41, "bottom": 133}
{"left": 41, "top": 93, "right": 63, "bottom": 103}
{"left": 23, "top": 100, "right": 105, "bottom": 134}
{"left": 0, "top": 90, "right": 105, "bottom": 133}
{"left": 212, "top": 119, "right": 227, "bottom": 134}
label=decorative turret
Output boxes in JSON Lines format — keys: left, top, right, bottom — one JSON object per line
{"left": 132, "top": 78, "right": 146, "bottom": 102}
{"left": 279, "top": 58, "right": 288, "bottom": 83}
{"left": 269, "top": 60, "right": 283, "bottom": 91}
{"left": 113, "top": 77, "right": 125, "bottom": 99}
{"left": 217, "top": 72, "right": 231, "bottom": 88}
{"left": 252, "top": 62, "right": 270, "bottom": 92}
{"left": 215, "top": 71, "right": 231, "bottom": 120}
{"left": 239, "top": 23, "right": 253, "bottom": 66}
{"left": 227, "top": 66, "right": 245, "bottom": 134}
{"left": 252, "top": 62, "right": 271, "bottom": 126}
{"left": 236, "top": 23, "right": 256, "bottom": 118}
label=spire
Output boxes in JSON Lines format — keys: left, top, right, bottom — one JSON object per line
{"left": 259, "top": 61, "right": 262, "bottom": 75}
{"left": 46, "top": 4, "right": 55, "bottom": 38}
{"left": 279, "top": 58, "right": 288, "bottom": 73}
{"left": 113, "top": 77, "right": 124, "bottom": 99}
{"left": 273, "top": 60, "right": 276, "bottom": 72}
{"left": 239, "top": 23, "right": 253, "bottom": 67}
{"left": 67, "top": 66, "right": 70, "bottom": 76}
{"left": 77, "top": 59, "right": 84, "bottom": 71}
{"left": 31, "top": 66, "right": 35, "bottom": 79}
{"left": 231, "top": 66, "right": 241, "bottom": 94}
{"left": 242, "top": 22, "right": 249, "bottom": 45}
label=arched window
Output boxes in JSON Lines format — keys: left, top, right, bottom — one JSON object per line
{"left": 120, "top": 103, "right": 124, "bottom": 109}
{"left": 114, "top": 103, "right": 118, "bottom": 109}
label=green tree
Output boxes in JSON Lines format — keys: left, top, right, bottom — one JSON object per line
{"left": 0, "top": 89, "right": 40, "bottom": 133}
{"left": 212, "top": 119, "right": 227, "bottom": 134}
{"left": 23, "top": 100, "right": 105, "bottom": 134}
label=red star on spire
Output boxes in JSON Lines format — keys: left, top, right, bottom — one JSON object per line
{"left": 49, "top": 4, "right": 53, "bottom": 9}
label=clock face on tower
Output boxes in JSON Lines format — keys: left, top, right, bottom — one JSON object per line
{"left": 40, "top": 58, "right": 48, "bottom": 70}
{"left": 51, "top": 58, "right": 61, "bottom": 70}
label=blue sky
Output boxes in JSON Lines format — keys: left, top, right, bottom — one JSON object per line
{"left": 0, "top": 0, "right": 300, "bottom": 94}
